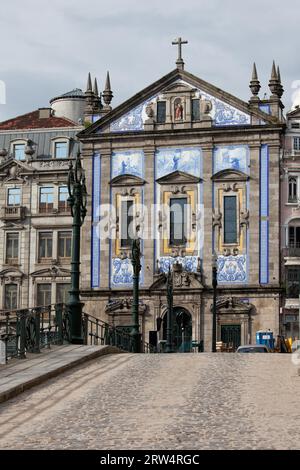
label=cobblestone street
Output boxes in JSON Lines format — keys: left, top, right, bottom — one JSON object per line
{"left": 0, "top": 353, "right": 299, "bottom": 450}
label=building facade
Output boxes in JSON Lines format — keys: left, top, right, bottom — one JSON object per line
{"left": 0, "top": 107, "right": 82, "bottom": 310}
{"left": 281, "top": 106, "right": 300, "bottom": 340}
{"left": 79, "top": 57, "right": 285, "bottom": 351}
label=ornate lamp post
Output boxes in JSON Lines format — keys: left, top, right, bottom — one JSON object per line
{"left": 165, "top": 267, "right": 174, "bottom": 353}
{"left": 67, "top": 152, "right": 87, "bottom": 344}
{"left": 131, "top": 238, "right": 141, "bottom": 353}
{"left": 212, "top": 253, "right": 218, "bottom": 352}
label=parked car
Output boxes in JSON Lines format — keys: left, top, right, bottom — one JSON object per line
{"left": 236, "top": 344, "right": 269, "bottom": 353}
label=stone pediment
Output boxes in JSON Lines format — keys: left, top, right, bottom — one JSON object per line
{"left": 30, "top": 265, "right": 71, "bottom": 279}
{"left": 110, "top": 174, "right": 145, "bottom": 187}
{"left": 105, "top": 298, "right": 147, "bottom": 314}
{"left": 150, "top": 271, "right": 203, "bottom": 290}
{"left": 0, "top": 267, "right": 24, "bottom": 283}
{"left": 79, "top": 68, "right": 278, "bottom": 137}
{"left": 156, "top": 170, "right": 201, "bottom": 185}
{"left": 0, "top": 157, "right": 36, "bottom": 183}
{"left": 214, "top": 296, "right": 253, "bottom": 314}
{"left": 212, "top": 169, "right": 249, "bottom": 182}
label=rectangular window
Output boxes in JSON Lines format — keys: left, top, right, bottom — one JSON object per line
{"left": 294, "top": 137, "right": 300, "bottom": 150}
{"left": 58, "top": 231, "right": 71, "bottom": 259}
{"left": 120, "top": 200, "right": 134, "bottom": 248}
{"left": 37, "top": 283, "right": 52, "bottom": 306}
{"left": 288, "top": 226, "right": 300, "bottom": 248}
{"left": 54, "top": 141, "right": 68, "bottom": 159}
{"left": 6, "top": 233, "right": 19, "bottom": 264}
{"left": 291, "top": 123, "right": 300, "bottom": 129}
{"left": 7, "top": 188, "right": 21, "bottom": 206}
{"left": 13, "top": 143, "right": 25, "bottom": 161}
{"left": 287, "top": 268, "right": 300, "bottom": 298}
{"left": 224, "top": 196, "right": 237, "bottom": 244}
{"left": 58, "top": 186, "right": 69, "bottom": 212}
{"left": 157, "top": 101, "right": 166, "bottom": 123}
{"left": 170, "top": 197, "right": 187, "bottom": 245}
{"left": 192, "top": 99, "right": 200, "bottom": 121}
{"left": 56, "top": 284, "right": 70, "bottom": 304}
{"left": 38, "top": 232, "right": 53, "bottom": 260}
{"left": 5, "top": 284, "right": 18, "bottom": 310}
{"left": 39, "top": 187, "right": 54, "bottom": 213}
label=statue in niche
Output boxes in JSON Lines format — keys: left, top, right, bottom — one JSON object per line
{"left": 174, "top": 98, "right": 184, "bottom": 120}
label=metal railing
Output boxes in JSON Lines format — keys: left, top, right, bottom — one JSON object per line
{"left": 82, "top": 312, "right": 155, "bottom": 353}
{"left": 0, "top": 304, "right": 68, "bottom": 363}
{"left": 0, "top": 304, "right": 154, "bottom": 363}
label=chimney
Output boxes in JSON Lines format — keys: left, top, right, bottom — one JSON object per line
{"left": 39, "top": 108, "right": 52, "bottom": 119}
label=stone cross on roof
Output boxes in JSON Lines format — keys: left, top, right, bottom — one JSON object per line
{"left": 172, "top": 37, "right": 188, "bottom": 70}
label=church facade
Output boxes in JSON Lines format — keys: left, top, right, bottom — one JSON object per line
{"left": 79, "top": 53, "right": 285, "bottom": 351}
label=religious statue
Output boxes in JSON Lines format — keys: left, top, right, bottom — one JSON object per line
{"left": 174, "top": 99, "right": 183, "bottom": 120}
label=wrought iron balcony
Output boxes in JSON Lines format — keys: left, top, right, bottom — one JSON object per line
{"left": 283, "top": 246, "right": 300, "bottom": 257}
{"left": 0, "top": 206, "right": 25, "bottom": 220}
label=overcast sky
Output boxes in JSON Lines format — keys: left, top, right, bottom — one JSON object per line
{"left": 1, "top": 0, "right": 300, "bottom": 122}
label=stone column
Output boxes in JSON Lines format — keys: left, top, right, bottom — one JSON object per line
{"left": 201, "top": 143, "right": 213, "bottom": 286}
{"left": 248, "top": 144, "right": 261, "bottom": 285}
{"left": 143, "top": 145, "right": 155, "bottom": 287}
{"left": 268, "top": 144, "right": 280, "bottom": 285}
{"left": 99, "top": 149, "right": 112, "bottom": 289}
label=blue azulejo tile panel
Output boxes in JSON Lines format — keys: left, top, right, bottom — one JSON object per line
{"left": 158, "top": 256, "right": 198, "bottom": 273}
{"left": 111, "top": 150, "right": 144, "bottom": 178}
{"left": 109, "top": 79, "right": 251, "bottom": 133}
{"left": 213, "top": 145, "right": 249, "bottom": 174}
{"left": 111, "top": 258, "right": 144, "bottom": 287}
{"left": 178, "top": 80, "right": 251, "bottom": 126}
{"left": 156, "top": 147, "right": 202, "bottom": 179}
{"left": 91, "top": 153, "right": 101, "bottom": 288}
{"left": 217, "top": 255, "right": 247, "bottom": 283}
{"left": 260, "top": 144, "right": 269, "bottom": 284}
{"left": 111, "top": 258, "right": 133, "bottom": 287}
{"left": 110, "top": 95, "right": 158, "bottom": 132}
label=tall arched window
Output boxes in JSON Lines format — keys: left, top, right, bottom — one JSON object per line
{"left": 288, "top": 177, "right": 298, "bottom": 203}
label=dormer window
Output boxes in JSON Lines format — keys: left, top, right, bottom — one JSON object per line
{"left": 13, "top": 143, "right": 25, "bottom": 161}
{"left": 54, "top": 140, "right": 68, "bottom": 159}
{"left": 156, "top": 101, "right": 166, "bottom": 123}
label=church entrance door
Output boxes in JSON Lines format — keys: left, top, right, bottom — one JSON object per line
{"left": 163, "top": 307, "right": 192, "bottom": 352}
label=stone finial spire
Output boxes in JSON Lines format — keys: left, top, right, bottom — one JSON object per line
{"left": 93, "top": 77, "right": 99, "bottom": 96}
{"left": 86, "top": 72, "right": 92, "bottom": 92}
{"left": 269, "top": 60, "right": 280, "bottom": 97}
{"left": 102, "top": 71, "right": 113, "bottom": 111}
{"left": 92, "top": 77, "right": 102, "bottom": 114}
{"left": 249, "top": 62, "right": 261, "bottom": 100}
{"left": 84, "top": 72, "right": 96, "bottom": 118}
{"left": 277, "top": 65, "right": 284, "bottom": 98}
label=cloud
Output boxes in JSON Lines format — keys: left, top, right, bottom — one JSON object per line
{"left": 1, "top": 0, "right": 300, "bottom": 121}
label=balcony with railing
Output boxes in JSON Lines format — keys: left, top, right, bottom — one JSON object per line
{"left": 282, "top": 246, "right": 300, "bottom": 257}
{"left": 0, "top": 206, "right": 25, "bottom": 220}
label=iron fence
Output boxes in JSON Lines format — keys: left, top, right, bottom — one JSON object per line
{"left": 0, "top": 304, "right": 153, "bottom": 364}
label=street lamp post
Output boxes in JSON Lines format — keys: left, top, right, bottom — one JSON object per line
{"left": 131, "top": 238, "right": 141, "bottom": 353}
{"left": 165, "top": 267, "right": 174, "bottom": 353}
{"left": 67, "top": 152, "right": 87, "bottom": 344}
{"left": 212, "top": 253, "right": 218, "bottom": 352}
